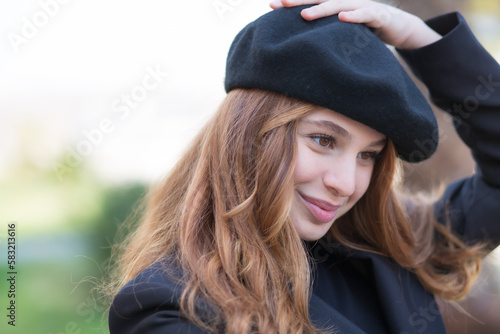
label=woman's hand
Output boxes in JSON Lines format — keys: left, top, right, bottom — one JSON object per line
{"left": 269, "top": 0, "right": 441, "bottom": 50}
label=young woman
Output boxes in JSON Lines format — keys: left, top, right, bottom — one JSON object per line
{"left": 106, "top": 1, "right": 500, "bottom": 333}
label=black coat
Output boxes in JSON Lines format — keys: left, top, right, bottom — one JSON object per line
{"left": 109, "top": 12, "right": 500, "bottom": 334}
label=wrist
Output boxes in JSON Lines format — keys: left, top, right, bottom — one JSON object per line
{"left": 397, "top": 17, "right": 442, "bottom": 50}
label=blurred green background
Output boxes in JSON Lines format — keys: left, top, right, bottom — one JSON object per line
{"left": 0, "top": 158, "right": 147, "bottom": 333}
{"left": 1, "top": 0, "right": 500, "bottom": 333}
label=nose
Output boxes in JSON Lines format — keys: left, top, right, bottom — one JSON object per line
{"left": 323, "top": 155, "right": 356, "bottom": 198}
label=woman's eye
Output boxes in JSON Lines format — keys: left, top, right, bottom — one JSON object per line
{"left": 357, "top": 151, "right": 380, "bottom": 161}
{"left": 312, "top": 135, "right": 334, "bottom": 148}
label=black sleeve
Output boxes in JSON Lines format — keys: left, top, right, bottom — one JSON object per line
{"left": 108, "top": 264, "right": 210, "bottom": 334}
{"left": 397, "top": 12, "right": 500, "bottom": 247}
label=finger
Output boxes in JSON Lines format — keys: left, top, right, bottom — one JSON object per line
{"left": 271, "top": 0, "right": 330, "bottom": 10}
{"left": 280, "top": 0, "right": 330, "bottom": 7}
{"left": 338, "top": 7, "right": 381, "bottom": 27}
{"left": 338, "top": 6, "right": 399, "bottom": 29}
{"left": 300, "top": 0, "right": 369, "bottom": 21}
{"left": 269, "top": 0, "right": 284, "bottom": 9}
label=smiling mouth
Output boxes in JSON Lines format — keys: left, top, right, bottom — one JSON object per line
{"left": 298, "top": 192, "right": 341, "bottom": 224}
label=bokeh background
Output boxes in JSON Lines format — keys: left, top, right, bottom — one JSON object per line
{"left": 0, "top": 0, "right": 499, "bottom": 333}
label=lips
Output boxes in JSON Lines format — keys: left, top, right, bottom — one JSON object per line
{"left": 298, "top": 192, "right": 340, "bottom": 224}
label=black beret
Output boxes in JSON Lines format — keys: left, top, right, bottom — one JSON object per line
{"left": 224, "top": 6, "right": 438, "bottom": 162}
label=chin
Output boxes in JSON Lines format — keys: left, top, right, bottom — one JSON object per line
{"left": 297, "top": 224, "right": 332, "bottom": 241}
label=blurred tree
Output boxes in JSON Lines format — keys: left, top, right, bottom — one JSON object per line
{"left": 91, "top": 182, "right": 148, "bottom": 266}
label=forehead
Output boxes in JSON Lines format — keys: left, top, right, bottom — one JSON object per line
{"left": 299, "top": 107, "right": 386, "bottom": 143}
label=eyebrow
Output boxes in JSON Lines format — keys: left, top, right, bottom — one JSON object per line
{"left": 302, "top": 119, "right": 352, "bottom": 140}
{"left": 367, "top": 138, "right": 387, "bottom": 148}
{"left": 302, "top": 119, "right": 387, "bottom": 148}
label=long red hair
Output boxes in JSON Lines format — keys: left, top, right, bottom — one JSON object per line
{"left": 106, "top": 89, "right": 485, "bottom": 333}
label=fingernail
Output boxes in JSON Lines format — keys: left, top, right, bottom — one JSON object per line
{"left": 338, "top": 11, "right": 352, "bottom": 21}
{"left": 301, "top": 7, "right": 315, "bottom": 17}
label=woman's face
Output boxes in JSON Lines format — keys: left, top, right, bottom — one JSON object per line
{"left": 291, "top": 108, "right": 386, "bottom": 241}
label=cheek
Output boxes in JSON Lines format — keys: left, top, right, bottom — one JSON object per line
{"left": 293, "top": 143, "right": 315, "bottom": 184}
{"left": 359, "top": 168, "right": 373, "bottom": 197}
{"left": 353, "top": 168, "right": 374, "bottom": 201}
